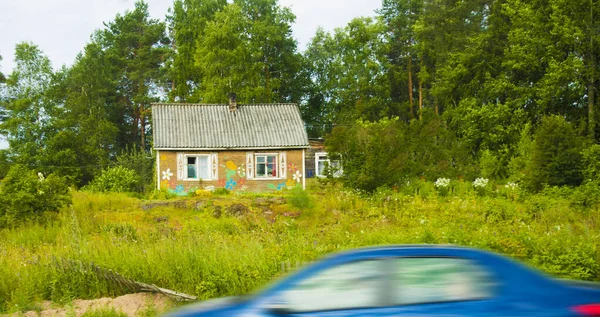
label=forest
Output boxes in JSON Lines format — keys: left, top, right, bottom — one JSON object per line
{"left": 1, "top": 1, "right": 600, "bottom": 314}
{"left": 0, "top": 0, "right": 599, "bottom": 193}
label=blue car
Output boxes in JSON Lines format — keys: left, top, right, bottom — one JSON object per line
{"left": 166, "top": 245, "right": 600, "bottom": 316}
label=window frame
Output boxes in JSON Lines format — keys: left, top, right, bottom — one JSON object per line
{"left": 183, "top": 154, "right": 213, "bottom": 181}
{"left": 315, "top": 152, "right": 342, "bottom": 178}
{"left": 254, "top": 153, "right": 279, "bottom": 179}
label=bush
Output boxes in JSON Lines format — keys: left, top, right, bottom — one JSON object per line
{"left": 115, "top": 147, "right": 154, "bottom": 193}
{"left": 288, "top": 186, "right": 313, "bottom": 210}
{"left": 0, "top": 165, "right": 71, "bottom": 227}
{"left": 524, "top": 115, "right": 586, "bottom": 191}
{"left": 86, "top": 166, "right": 141, "bottom": 193}
{"left": 581, "top": 144, "right": 600, "bottom": 182}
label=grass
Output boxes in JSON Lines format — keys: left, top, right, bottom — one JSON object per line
{"left": 0, "top": 180, "right": 599, "bottom": 313}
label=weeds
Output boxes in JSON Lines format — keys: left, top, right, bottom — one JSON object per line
{"left": 0, "top": 185, "right": 598, "bottom": 313}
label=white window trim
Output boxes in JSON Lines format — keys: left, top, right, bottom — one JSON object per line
{"left": 315, "top": 152, "right": 342, "bottom": 178}
{"left": 254, "top": 153, "right": 281, "bottom": 180}
{"left": 183, "top": 154, "right": 213, "bottom": 181}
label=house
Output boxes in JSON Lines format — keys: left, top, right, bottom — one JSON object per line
{"left": 305, "top": 139, "right": 342, "bottom": 179}
{"left": 151, "top": 100, "right": 309, "bottom": 194}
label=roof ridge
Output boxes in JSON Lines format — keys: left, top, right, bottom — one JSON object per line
{"left": 151, "top": 103, "right": 297, "bottom": 106}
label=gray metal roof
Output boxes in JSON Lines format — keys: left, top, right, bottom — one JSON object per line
{"left": 152, "top": 103, "right": 309, "bottom": 149}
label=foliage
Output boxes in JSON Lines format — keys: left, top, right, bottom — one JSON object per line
{"left": 581, "top": 144, "right": 600, "bottom": 182}
{"left": 0, "top": 165, "right": 71, "bottom": 228}
{"left": 327, "top": 115, "right": 474, "bottom": 192}
{"left": 193, "top": 0, "right": 302, "bottom": 104}
{"left": 287, "top": 185, "right": 313, "bottom": 210}
{"left": 524, "top": 115, "right": 586, "bottom": 191}
{"left": 85, "top": 166, "right": 141, "bottom": 193}
{"left": 115, "top": 147, "right": 154, "bottom": 193}
{"left": 1, "top": 187, "right": 599, "bottom": 313}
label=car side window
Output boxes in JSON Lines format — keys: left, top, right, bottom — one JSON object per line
{"left": 391, "top": 257, "right": 495, "bottom": 305}
{"left": 280, "top": 260, "right": 384, "bottom": 312}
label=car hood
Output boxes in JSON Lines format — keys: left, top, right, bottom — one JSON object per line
{"left": 163, "top": 296, "right": 246, "bottom": 317}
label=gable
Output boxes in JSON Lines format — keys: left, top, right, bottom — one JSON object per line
{"left": 152, "top": 103, "right": 309, "bottom": 149}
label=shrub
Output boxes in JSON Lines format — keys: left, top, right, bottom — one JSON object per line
{"left": 524, "top": 115, "right": 586, "bottom": 191}
{"left": 115, "top": 147, "right": 154, "bottom": 193}
{"left": 479, "top": 149, "right": 505, "bottom": 180}
{"left": 86, "top": 166, "right": 141, "bottom": 193}
{"left": 288, "top": 186, "right": 313, "bottom": 210}
{"left": 581, "top": 144, "right": 600, "bottom": 182}
{"left": 0, "top": 165, "right": 71, "bottom": 227}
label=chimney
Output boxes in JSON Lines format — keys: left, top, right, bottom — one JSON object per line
{"left": 228, "top": 93, "right": 237, "bottom": 112}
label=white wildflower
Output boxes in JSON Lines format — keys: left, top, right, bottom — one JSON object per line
{"left": 505, "top": 182, "right": 519, "bottom": 190}
{"left": 434, "top": 178, "right": 451, "bottom": 188}
{"left": 473, "top": 178, "right": 489, "bottom": 188}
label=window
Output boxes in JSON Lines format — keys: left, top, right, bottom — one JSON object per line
{"left": 185, "top": 155, "right": 211, "bottom": 180}
{"left": 391, "top": 257, "right": 495, "bottom": 305}
{"left": 315, "top": 152, "right": 342, "bottom": 178}
{"left": 280, "top": 260, "right": 384, "bottom": 312}
{"left": 255, "top": 154, "right": 278, "bottom": 178}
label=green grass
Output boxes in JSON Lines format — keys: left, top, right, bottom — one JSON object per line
{"left": 0, "top": 182, "right": 599, "bottom": 313}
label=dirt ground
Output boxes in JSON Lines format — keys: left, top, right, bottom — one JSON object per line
{"left": 4, "top": 293, "right": 176, "bottom": 317}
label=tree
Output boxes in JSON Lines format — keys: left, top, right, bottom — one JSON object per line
{"left": 303, "top": 17, "right": 390, "bottom": 135}
{"left": 97, "top": 0, "right": 170, "bottom": 150}
{"left": 194, "top": 0, "right": 302, "bottom": 103}
{"left": 166, "top": 0, "right": 227, "bottom": 102}
{"left": 0, "top": 43, "right": 56, "bottom": 167}
{"left": 525, "top": 115, "right": 586, "bottom": 191}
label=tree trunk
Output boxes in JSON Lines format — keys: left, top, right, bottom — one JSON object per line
{"left": 435, "top": 97, "right": 439, "bottom": 116}
{"left": 408, "top": 56, "right": 414, "bottom": 119}
{"left": 133, "top": 103, "right": 140, "bottom": 147}
{"left": 419, "top": 79, "right": 423, "bottom": 121}
{"left": 589, "top": 0, "right": 596, "bottom": 140}
{"left": 140, "top": 103, "right": 146, "bottom": 151}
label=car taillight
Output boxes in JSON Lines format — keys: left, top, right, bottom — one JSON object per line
{"left": 573, "top": 304, "right": 600, "bottom": 316}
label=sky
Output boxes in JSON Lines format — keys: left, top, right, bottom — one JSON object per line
{"left": 0, "top": 0, "right": 381, "bottom": 149}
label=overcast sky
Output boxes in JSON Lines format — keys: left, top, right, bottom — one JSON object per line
{"left": 0, "top": 0, "right": 381, "bottom": 73}
{"left": 0, "top": 0, "right": 380, "bottom": 149}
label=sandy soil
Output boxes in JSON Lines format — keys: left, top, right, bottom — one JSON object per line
{"left": 4, "top": 293, "right": 175, "bottom": 317}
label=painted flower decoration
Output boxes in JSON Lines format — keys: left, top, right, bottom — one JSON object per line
{"left": 288, "top": 163, "right": 297, "bottom": 173}
{"left": 226, "top": 161, "right": 237, "bottom": 171}
{"left": 162, "top": 168, "right": 173, "bottom": 180}
{"left": 237, "top": 165, "right": 246, "bottom": 177}
{"left": 240, "top": 185, "right": 248, "bottom": 191}
{"left": 217, "top": 179, "right": 226, "bottom": 187}
{"left": 175, "top": 185, "right": 185, "bottom": 193}
{"left": 286, "top": 178, "right": 296, "bottom": 189}
{"left": 226, "top": 179, "right": 237, "bottom": 190}
{"left": 160, "top": 179, "right": 170, "bottom": 189}
{"left": 277, "top": 183, "right": 286, "bottom": 191}
{"left": 293, "top": 170, "right": 302, "bottom": 183}
{"left": 238, "top": 178, "right": 246, "bottom": 186}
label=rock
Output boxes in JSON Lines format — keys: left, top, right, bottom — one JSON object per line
{"left": 226, "top": 203, "right": 250, "bottom": 217}
{"left": 213, "top": 206, "right": 222, "bottom": 218}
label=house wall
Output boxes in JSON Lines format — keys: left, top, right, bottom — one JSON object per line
{"left": 305, "top": 139, "right": 325, "bottom": 178}
{"left": 157, "top": 149, "right": 305, "bottom": 194}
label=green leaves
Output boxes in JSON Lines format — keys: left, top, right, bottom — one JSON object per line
{"left": 193, "top": 0, "right": 301, "bottom": 104}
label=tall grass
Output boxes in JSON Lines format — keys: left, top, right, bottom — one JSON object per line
{"left": 0, "top": 185, "right": 599, "bottom": 313}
